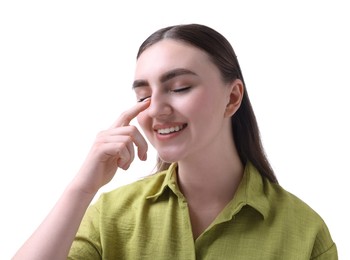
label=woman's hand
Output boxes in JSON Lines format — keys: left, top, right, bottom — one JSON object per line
{"left": 72, "top": 100, "right": 150, "bottom": 195}
{"left": 12, "top": 100, "right": 151, "bottom": 260}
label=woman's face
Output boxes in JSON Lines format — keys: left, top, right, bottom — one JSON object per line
{"left": 134, "top": 39, "right": 235, "bottom": 163}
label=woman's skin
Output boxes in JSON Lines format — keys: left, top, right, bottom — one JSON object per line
{"left": 13, "top": 39, "right": 244, "bottom": 259}
{"left": 135, "top": 39, "right": 244, "bottom": 238}
{"left": 12, "top": 101, "right": 150, "bottom": 260}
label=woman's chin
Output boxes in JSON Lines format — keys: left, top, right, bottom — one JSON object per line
{"left": 157, "top": 151, "right": 183, "bottom": 164}
{"left": 158, "top": 155, "right": 177, "bottom": 164}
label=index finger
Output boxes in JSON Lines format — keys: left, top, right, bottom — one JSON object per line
{"left": 111, "top": 99, "right": 150, "bottom": 128}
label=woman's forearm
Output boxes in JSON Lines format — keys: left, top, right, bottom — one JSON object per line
{"left": 12, "top": 101, "right": 150, "bottom": 260}
{"left": 12, "top": 182, "right": 96, "bottom": 260}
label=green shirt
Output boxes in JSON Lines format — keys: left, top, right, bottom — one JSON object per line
{"left": 68, "top": 163, "right": 337, "bottom": 259}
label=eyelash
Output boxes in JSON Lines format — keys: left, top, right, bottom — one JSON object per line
{"left": 137, "top": 86, "right": 192, "bottom": 102}
{"left": 170, "top": 86, "right": 192, "bottom": 93}
{"left": 137, "top": 96, "right": 151, "bottom": 102}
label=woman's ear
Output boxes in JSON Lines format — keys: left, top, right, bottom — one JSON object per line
{"left": 224, "top": 79, "right": 244, "bottom": 117}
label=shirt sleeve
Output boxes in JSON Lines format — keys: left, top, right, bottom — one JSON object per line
{"left": 310, "top": 221, "right": 338, "bottom": 260}
{"left": 68, "top": 204, "right": 102, "bottom": 260}
{"left": 311, "top": 243, "right": 337, "bottom": 260}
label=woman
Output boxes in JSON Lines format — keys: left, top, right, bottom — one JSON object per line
{"left": 13, "top": 24, "right": 337, "bottom": 259}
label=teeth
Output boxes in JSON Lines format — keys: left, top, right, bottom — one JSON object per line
{"left": 157, "top": 125, "right": 184, "bottom": 135}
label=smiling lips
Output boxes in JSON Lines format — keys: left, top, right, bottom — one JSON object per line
{"left": 154, "top": 123, "right": 188, "bottom": 135}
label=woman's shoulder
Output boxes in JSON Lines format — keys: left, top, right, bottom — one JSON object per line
{"left": 267, "top": 180, "right": 321, "bottom": 217}
{"left": 246, "top": 163, "right": 324, "bottom": 224}
{"left": 264, "top": 178, "right": 332, "bottom": 236}
{"left": 269, "top": 181, "right": 337, "bottom": 257}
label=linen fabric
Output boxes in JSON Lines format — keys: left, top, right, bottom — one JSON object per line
{"left": 68, "top": 162, "right": 337, "bottom": 259}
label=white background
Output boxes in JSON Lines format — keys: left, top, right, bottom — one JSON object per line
{"left": 1, "top": 1, "right": 349, "bottom": 259}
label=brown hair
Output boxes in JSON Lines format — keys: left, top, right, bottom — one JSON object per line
{"left": 137, "top": 24, "right": 277, "bottom": 183}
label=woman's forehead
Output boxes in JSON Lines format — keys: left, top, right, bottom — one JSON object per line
{"left": 134, "top": 39, "right": 212, "bottom": 79}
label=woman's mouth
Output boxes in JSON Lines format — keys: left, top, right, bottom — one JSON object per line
{"left": 156, "top": 123, "right": 188, "bottom": 135}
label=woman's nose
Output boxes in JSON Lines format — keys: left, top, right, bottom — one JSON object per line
{"left": 147, "top": 94, "right": 172, "bottom": 118}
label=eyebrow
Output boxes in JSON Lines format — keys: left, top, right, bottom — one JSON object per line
{"left": 132, "top": 68, "right": 198, "bottom": 89}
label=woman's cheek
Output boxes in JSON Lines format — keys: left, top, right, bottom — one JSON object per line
{"left": 137, "top": 113, "right": 153, "bottom": 139}
{"left": 137, "top": 111, "right": 147, "bottom": 125}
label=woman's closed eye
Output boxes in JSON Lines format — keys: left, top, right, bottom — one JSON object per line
{"left": 137, "top": 96, "right": 151, "bottom": 102}
{"left": 170, "top": 86, "right": 192, "bottom": 93}
{"left": 137, "top": 86, "right": 192, "bottom": 102}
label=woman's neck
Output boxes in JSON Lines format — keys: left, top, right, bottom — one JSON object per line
{"left": 176, "top": 131, "right": 244, "bottom": 205}
{"left": 175, "top": 131, "right": 244, "bottom": 240}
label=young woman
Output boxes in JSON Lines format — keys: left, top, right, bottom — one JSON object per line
{"left": 13, "top": 24, "right": 337, "bottom": 259}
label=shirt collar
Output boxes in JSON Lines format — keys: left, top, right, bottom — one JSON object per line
{"left": 145, "top": 163, "right": 178, "bottom": 201}
{"left": 146, "top": 162, "right": 270, "bottom": 219}
{"left": 233, "top": 161, "right": 270, "bottom": 219}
